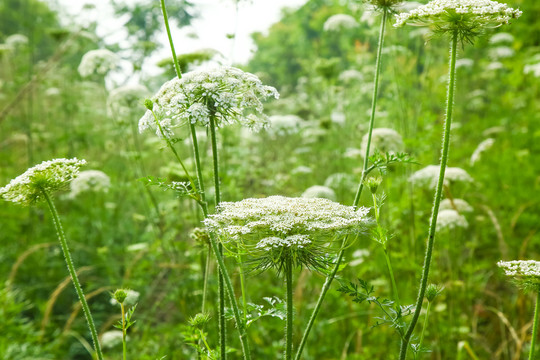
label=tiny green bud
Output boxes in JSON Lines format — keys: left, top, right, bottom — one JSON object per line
{"left": 144, "top": 98, "right": 153, "bottom": 111}
{"left": 112, "top": 289, "right": 128, "bottom": 304}
{"left": 364, "top": 176, "right": 383, "bottom": 194}
{"left": 425, "top": 284, "right": 443, "bottom": 302}
{"left": 189, "top": 313, "right": 211, "bottom": 330}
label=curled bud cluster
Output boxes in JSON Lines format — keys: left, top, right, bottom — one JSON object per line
{"left": 139, "top": 66, "right": 279, "bottom": 138}
{"left": 0, "top": 158, "right": 86, "bottom": 206}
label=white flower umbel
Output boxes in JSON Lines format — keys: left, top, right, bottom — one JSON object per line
{"left": 409, "top": 165, "right": 473, "bottom": 189}
{"left": 439, "top": 198, "right": 473, "bottom": 213}
{"left": 100, "top": 330, "right": 124, "bottom": 349}
{"left": 394, "top": 0, "right": 522, "bottom": 44}
{"left": 266, "top": 114, "right": 303, "bottom": 137}
{"left": 489, "top": 32, "right": 514, "bottom": 44}
{"left": 498, "top": 260, "right": 540, "bottom": 291}
{"left": 0, "top": 158, "right": 86, "bottom": 206}
{"left": 323, "top": 14, "right": 359, "bottom": 32}
{"left": 436, "top": 209, "right": 468, "bottom": 231}
{"left": 107, "top": 84, "right": 150, "bottom": 122}
{"left": 69, "top": 170, "right": 111, "bottom": 198}
{"left": 360, "top": 127, "right": 404, "bottom": 157}
{"left": 524, "top": 62, "right": 540, "bottom": 78}
{"left": 78, "top": 49, "right": 119, "bottom": 78}
{"left": 139, "top": 66, "right": 279, "bottom": 138}
{"left": 301, "top": 185, "right": 337, "bottom": 201}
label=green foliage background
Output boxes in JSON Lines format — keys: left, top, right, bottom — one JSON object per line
{"left": 0, "top": 0, "right": 539, "bottom": 359}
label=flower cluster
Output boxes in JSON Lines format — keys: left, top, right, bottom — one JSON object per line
{"left": 361, "top": 128, "right": 404, "bottom": 157}
{"left": 0, "top": 158, "right": 86, "bottom": 206}
{"left": 323, "top": 14, "right": 359, "bottom": 32}
{"left": 439, "top": 198, "right": 473, "bottom": 213}
{"left": 409, "top": 165, "right": 473, "bottom": 189}
{"left": 204, "top": 196, "right": 370, "bottom": 273}
{"left": 436, "top": 209, "right": 468, "bottom": 231}
{"left": 139, "top": 66, "right": 279, "bottom": 138}
{"left": 302, "top": 185, "right": 337, "bottom": 201}
{"left": 498, "top": 260, "right": 540, "bottom": 291}
{"left": 394, "top": 0, "right": 522, "bottom": 44}
{"left": 107, "top": 84, "right": 150, "bottom": 122}
{"left": 69, "top": 170, "right": 111, "bottom": 198}
{"left": 266, "top": 114, "right": 303, "bottom": 137}
{"left": 78, "top": 49, "right": 119, "bottom": 78}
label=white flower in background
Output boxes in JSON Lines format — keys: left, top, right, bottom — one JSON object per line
{"left": 489, "top": 46, "right": 515, "bottom": 60}
{"left": 489, "top": 32, "right": 514, "bottom": 44}
{"left": 323, "top": 14, "right": 359, "bottom": 32}
{"left": 436, "top": 209, "right": 468, "bottom": 231}
{"left": 361, "top": 128, "right": 404, "bottom": 157}
{"left": 78, "top": 49, "right": 119, "bottom": 77}
{"left": 302, "top": 185, "right": 337, "bottom": 201}
{"left": 394, "top": 0, "right": 522, "bottom": 30}
{"left": 266, "top": 115, "right": 303, "bottom": 136}
{"left": 498, "top": 260, "right": 540, "bottom": 290}
{"left": 100, "top": 330, "right": 124, "bottom": 349}
{"left": 291, "top": 166, "right": 313, "bottom": 176}
{"left": 139, "top": 66, "right": 278, "bottom": 138}
{"left": 45, "top": 87, "right": 61, "bottom": 97}
{"left": 69, "top": 170, "right": 111, "bottom": 198}
{"left": 339, "top": 69, "right": 364, "bottom": 84}
{"left": 439, "top": 198, "right": 473, "bottom": 213}
{"left": 5, "top": 34, "right": 28, "bottom": 46}
{"left": 486, "top": 61, "right": 504, "bottom": 71}
{"left": 107, "top": 84, "right": 150, "bottom": 121}
{"left": 349, "top": 248, "right": 371, "bottom": 267}
{"left": 455, "top": 58, "right": 474, "bottom": 69}
{"left": 0, "top": 158, "right": 86, "bottom": 206}
{"left": 331, "top": 111, "right": 346, "bottom": 125}
{"left": 409, "top": 165, "right": 474, "bottom": 189}
{"left": 524, "top": 62, "right": 540, "bottom": 78}
{"left": 343, "top": 147, "right": 363, "bottom": 159}
{"left": 324, "top": 173, "right": 357, "bottom": 191}
{"left": 470, "top": 138, "right": 495, "bottom": 165}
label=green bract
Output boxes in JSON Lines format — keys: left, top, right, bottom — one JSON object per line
{"left": 0, "top": 158, "right": 86, "bottom": 206}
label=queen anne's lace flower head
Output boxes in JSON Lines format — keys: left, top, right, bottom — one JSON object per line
{"left": 436, "top": 209, "right": 468, "bottom": 231}
{"left": 439, "top": 198, "right": 473, "bottom": 213}
{"left": 498, "top": 260, "right": 540, "bottom": 291}
{"left": 107, "top": 84, "right": 150, "bottom": 122}
{"left": 361, "top": 128, "right": 404, "bottom": 157}
{"left": 489, "top": 32, "right": 514, "bottom": 44}
{"left": 394, "top": 0, "right": 522, "bottom": 44}
{"left": 409, "top": 165, "right": 474, "bottom": 189}
{"left": 0, "top": 158, "right": 86, "bottom": 206}
{"left": 69, "top": 170, "right": 111, "bottom": 198}
{"left": 100, "top": 330, "right": 124, "bottom": 349}
{"left": 323, "top": 14, "right": 359, "bottom": 32}
{"left": 302, "top": 185, "right": 337, "bottom": 201}
{"left": 204, "top": 196, "right": 370, "bottom": 274}
{"left": 139, "top": 66, "right": 279, "bottom": 138}
{"left": 266, "top": 115, "right": 303, "bottom": 137}
{"left": 78, "top": 49, "right": 119, "bottom": 77}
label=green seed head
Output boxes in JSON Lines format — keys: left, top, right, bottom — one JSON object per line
{"left": 425, "top": 284, "right": 443, "bottom": 302}
{"left": 189, "top": 313, "right": 211, "bottom": 329}
{"left": 112, "top": 289, "right": 128, "bottom": 304}
{"left": 144, "top": 98, "right": 153, "bottom": 111}
{"left": 364, "top": 176, "right": 383, "bottom": 194}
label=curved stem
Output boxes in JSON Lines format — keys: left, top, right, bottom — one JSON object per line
{"left": 294, "top": 10, "right": 388, "bottom": 360}
{"left": 399, "top": 30, "right": 459, "bottom": 360}
{"left": 209, "top": 112, "right": 227, "bottom": 359}
{"left": 160, "top": 0, "right": 182, "bottom": 79}
{"left": 529, "top": 290, "right": 540, "bottom": 360}
{"left": 285, "top": 257, "right": 294, "bottom": 360}
{"left": 42, "top": 190, "right": 103, "bottom": 360}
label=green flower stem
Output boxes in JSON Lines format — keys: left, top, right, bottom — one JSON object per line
{"left": 160, "top": 0, "right": 182, "bottom": 79}
{"left": 383, "top": 249, "right": 400, "bottom": 309}
{"left": 399, "top": 30, "right": 459, "bottom": 360}
{"left": 238, "top": 253, "right": 248, "bottom": 323}
{"left": 209, "top": 112, "right": 227, "bottom": 359}
{"left": 201, "top": 244, "right": 211, "bottom": 313}
{"left": 285, "top": 257, "right": 294, "bottom": 360}
{"left": 530, "top": 290, "right": 540, "bottom": 360}
{"left": 121, "top": 303, "right": 127, "bottom": 360}
{"left": 294, "top": 10, "right": 388, "bottom": 360}
{"left": 415, "top": 301, "right": 432, "bottom": 359}
{"left": 42, "top": 190, "right": 103, "bottom": 360}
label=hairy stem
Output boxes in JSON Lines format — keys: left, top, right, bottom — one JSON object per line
{"left": 530, "top": 290, "right": 540, "bottom": 360}
{"left": 285, "top": 257, "right": 294, "bottom": 360}
{"left": 415, "top": 301, "right": 431, "bottom": 359}
{"left": 42, "top": 190, "right": 103, "bottom": 360}
{"left": 121, "top": 303, "right": 127, "bottom": 360}
{"left": 399, "top": 30, "right": 459, "bottom": 359}
{"left": 294, "top": 10, "right": 388, "bottom": 360}
{"left": 209, "top": 112, "right": 227, "bottom": 359}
